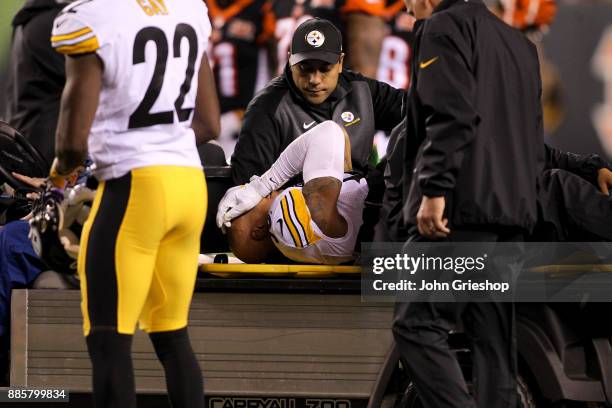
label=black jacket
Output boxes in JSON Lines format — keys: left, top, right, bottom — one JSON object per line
{"left": 231, "top": 64, "right": 405, "bottom": 184}
{"left": 402, "top": 0, "right": 545, "bottom": 231}
{"left": 543, "top": 145, "right": 611, "bottom": 185}
{"left": 382, "top": 116, "right": 408, "bottom": 241}
{"left": 4, "top": 0, "right": 67, "bottom": 167}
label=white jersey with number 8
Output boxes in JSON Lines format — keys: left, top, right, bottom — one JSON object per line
{"left": 51, "top": 0, "right": 212, "bottom": 180}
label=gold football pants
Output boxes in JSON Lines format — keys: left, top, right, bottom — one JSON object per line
{"left": 78, "top": 166, "right": 206, "bottom": 335}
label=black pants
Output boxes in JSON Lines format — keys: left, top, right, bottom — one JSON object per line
{"left": 392, "top": 229, "right": 521, "bottom": 408}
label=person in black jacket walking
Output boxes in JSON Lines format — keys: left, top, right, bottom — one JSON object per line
{"left": 392, "top": 0, "right": 548, "bottom": 406}
{"left": 231, "top": 17, "right": 405, "bottom": 185}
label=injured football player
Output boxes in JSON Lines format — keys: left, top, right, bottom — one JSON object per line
{"left": 216, "top": 121, "right": 368, "bottom": 264}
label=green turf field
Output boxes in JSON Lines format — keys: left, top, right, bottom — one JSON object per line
{"left": 0, "top": 1, "right": 25, "bottom": 69}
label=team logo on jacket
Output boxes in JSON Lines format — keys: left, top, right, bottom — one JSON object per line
{"left": 341, "top": 111, "right": 360, "bottom": 127}
{"left": 306, "top": 30, "right": 325, "bottom": 47}
{"left": 341, "top": 111, "right": 355, "bottom": 123}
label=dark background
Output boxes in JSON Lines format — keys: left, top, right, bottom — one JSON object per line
{"left": 0, "top": 0, "right": 610, "bottom": 161}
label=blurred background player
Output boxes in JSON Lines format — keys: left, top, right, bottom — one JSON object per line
{"left": 49, "top": 0, "right": 219, "bottom": 406}
{"left": 272, "top": 0, "right": 405, "bottom": 78}
{"left": 207, "top": 0, "right": 276, "bottom": 162}
{"left": 376, "top": 10, "right": 414, "bottom": 92}
{"left": 373, "top": 9, "right": 415, "bottom": 159}
{"left": 217, "top": 121, "right": 368, "bottom": 265}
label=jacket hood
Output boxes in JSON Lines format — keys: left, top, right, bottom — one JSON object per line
{"left": 12, "top": 0, "right": 68, "bottom": 27}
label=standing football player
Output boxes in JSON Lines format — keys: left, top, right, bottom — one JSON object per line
{"left": 49, "top": 0, "right": 219, "bottom": 406}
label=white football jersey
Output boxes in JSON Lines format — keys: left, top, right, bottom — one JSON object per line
{"left": 268, "top": 178, "right": 369, "bottom": 265}
{"left": 51, "top": 0, "right": 212, "bottom": 180}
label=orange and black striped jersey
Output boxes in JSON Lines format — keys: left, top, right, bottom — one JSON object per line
{"left": 207, "top": 0, "right": 275, "bottom": 113}
{"left": 498, "top": 0, "right": 556, "bottom": 31}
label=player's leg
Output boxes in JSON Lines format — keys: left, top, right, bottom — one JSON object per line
{"left": 139, "top": 167, "right": 207, "bottom": 408}
{"left": 300, "top": 121, "right": 349, "bottom": 237}
{"left": 78, "top": 172, "right": 166, "bottom": 408}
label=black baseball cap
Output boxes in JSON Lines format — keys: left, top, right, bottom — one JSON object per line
{"left": 289, "top": 18, "right": 343, "bottom": 66}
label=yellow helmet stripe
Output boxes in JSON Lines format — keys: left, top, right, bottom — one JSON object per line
{"left": 281, "top": 196, "right": 302, "bottom": 248}
{"left": 288, "top": 189, "right": 320, "bottom": 246}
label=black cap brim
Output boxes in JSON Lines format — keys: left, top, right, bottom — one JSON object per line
{"left": 289, "top": 51, "right": 341, "bottom": 66}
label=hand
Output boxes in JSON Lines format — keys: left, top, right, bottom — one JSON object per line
{"left": 11, "top": 172, "right": 45, "bottom": 200}
{"left": 597, "top": 168, "right": 612, "bottom": 196}
{"left": 215, "top": 182, "right": 265, "bottom": 232}
{"left": 48, "top": 158, "right": 83, "bottom": 189}
{"left": 12, "top": 172, "right": 45, "bottom": 189}
{"left": 416, "top": 195, "right": 451, "bottom": 239}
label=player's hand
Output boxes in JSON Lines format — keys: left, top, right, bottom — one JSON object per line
{"left": 216, "top": 181, "right": 265, "bottom": 232}
{"left": 597, "top": 168, "right": 612, "bottom": 196}
{"left": 11, "top": 172, "right": 45, "bottom": 200}
{"left": 48, "top": 158, "right": 83, "bottom": 189}
{"left": 416, "top": 195, "right": 451, "bottom": 239}
{"left": 11, "top": 172, "right": 45, "bottom": 189}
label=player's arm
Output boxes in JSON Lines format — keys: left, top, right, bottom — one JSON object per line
{"left": 415, "top": 30, "right": 477, "bottom": 197}
{"left": 302, "top": 177, "right": 346, "bottom": 238}
{"left": 413, "top": 28, "right": 477, "bottom": 238}
{"left": 544, "top": 143, "right": 612, "bottom": 194}
{"left": 192, "top": 52, "right": 220, "bottom": 145}
{"left": 53, "top": 53, "right": 102, "bottom": 182}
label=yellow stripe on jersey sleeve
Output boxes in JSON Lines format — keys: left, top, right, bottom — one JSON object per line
{"left": 281, "top": 196, "right": 302, "bottom": 248}
{"left": 55, "top": 36, "right": 100, "bottom": 55}
{"left": 288, "top": 190, "right": 321, "bottom": 247}
{"left": 51, "top": 27, "right": 92, "bottom": 42}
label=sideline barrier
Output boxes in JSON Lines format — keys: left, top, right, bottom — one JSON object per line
{"left": 10, "top": 264, "right": 393, "bottom": 405}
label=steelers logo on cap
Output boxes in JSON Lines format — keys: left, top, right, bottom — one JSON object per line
{"left": 306, "top": 30, "right": 325, "bottom": 48}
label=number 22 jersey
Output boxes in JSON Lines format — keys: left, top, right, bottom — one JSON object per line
{"left": 51, "top": 0, "right": 212, "bottom": 180}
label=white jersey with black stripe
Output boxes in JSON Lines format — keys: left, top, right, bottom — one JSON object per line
{"left": 51, "top": 0, "right": 211, "bottom": 180}
{"left": 268, "top": 178, "right": 369, "bottom": 265}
